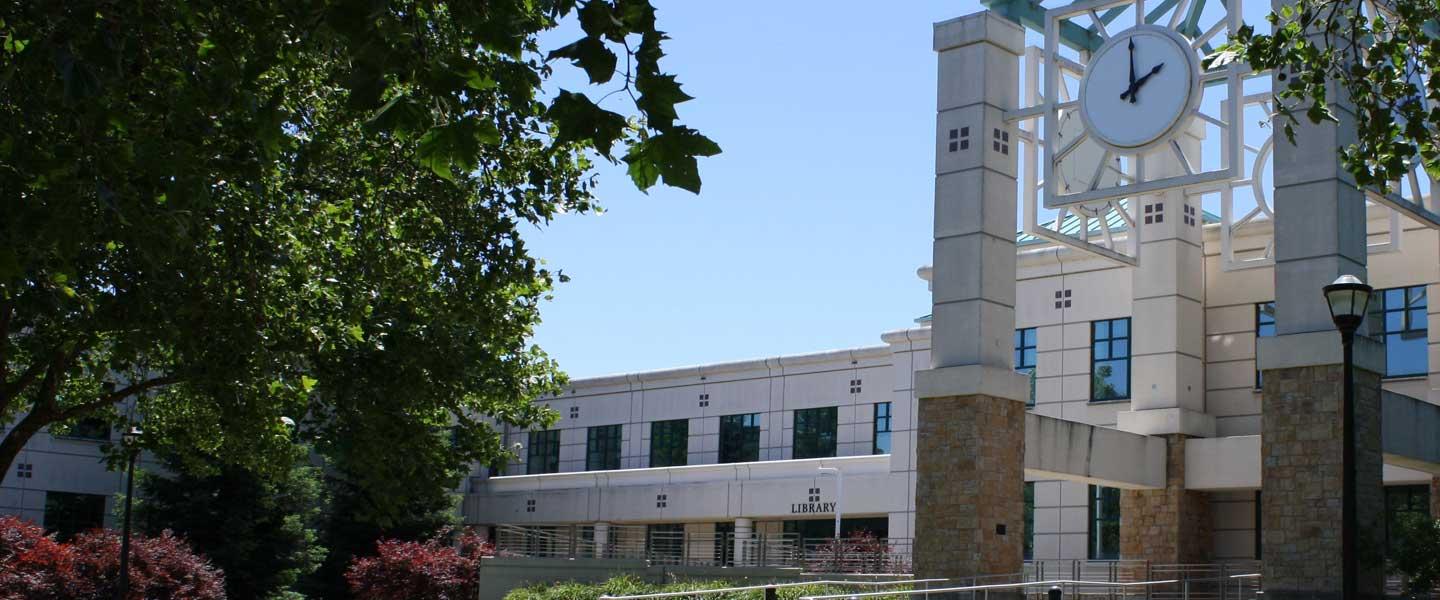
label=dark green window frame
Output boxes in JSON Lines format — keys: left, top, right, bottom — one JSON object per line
{"left": 44, "top": 491, "right": 105, "bottom": 541}
{"left": 586, "top": 424, "right": 622, "bottom": 471}
{"left": 793, "top": 407, "right": 837, "bottom": 460}
{"left": 1088, "top": 485, "right": 1121, "bottom": 560}
{"left": 1368, "top": 286, "right": 1428, "bottom": 378}
{"left": 872, "top": 403, "right": 892, "bottom": 455}
{"left": 1090, "top": 318, "right": 1131, "bottom": 402}
{"left": 526, "top": 429, "right": 561, "bottom": 474}
{"left": 1016, "top": 328, "right": 1038, "bottom": 406}
{"left": 719, "top": 413, "right": 761, "bottom": 464}
{"left": 650, "top": 419, "right": 688, "bottom": 468}
{"left": 1256, "top": 302, "right": 1276, "bottom": 389}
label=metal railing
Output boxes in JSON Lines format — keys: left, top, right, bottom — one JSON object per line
{"left": 599, "top": 579, "right": 946, "bottom": 600}
{"left": 493, "top": 526, "right": 915, "bottom": 572}
{"left": 799, "top": 576, "right": 1264, "bottom": 600}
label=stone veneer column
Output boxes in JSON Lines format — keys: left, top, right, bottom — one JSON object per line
{"left": 912, "top": 11, "right": 1028, "bottom": 585}
{"left": 1257, "top": 21, "right": 1385, "bottom": 590}
{"left": 1431, "top": 477, "right": 1440, "bottom": 520}
{"left": 1260, "top": 362, "right": 1384, "bottom": 598}
{"left": 1120, "top": 435, "right": 1213, "bottom": 564}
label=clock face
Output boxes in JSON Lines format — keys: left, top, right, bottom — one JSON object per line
{"left": 1078, "top": 25, "right": 1200, "bottom": 152}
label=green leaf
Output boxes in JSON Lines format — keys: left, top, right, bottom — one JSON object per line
{"left": 300, "top": 376, "right": 318, "bottom": 392}
{"left": 624, "top": 127, "right": 721, "bottom": 193}
{"left": 347, "top": 325, "right": 364, "bottom": 342}
{"left": 364, "top": 95, "right": 431, "bottom": 140}
{"left": 197, "top": 38, "right": 216, "bottom": 57}
{"left": 416, "top": 118, "right": 489, "bottom": 180}
{"left": 547, "top": 90, "right": 627, "bottom": 157}
{"left": 634, "top": 72, "right": 693, "bottom": 130}
{"left": 548, "top": 37, "right": 619, "bottom": 84}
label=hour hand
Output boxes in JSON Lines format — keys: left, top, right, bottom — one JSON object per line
{"left": 1120, "top": 63, "right": 1164, "bottom": 102}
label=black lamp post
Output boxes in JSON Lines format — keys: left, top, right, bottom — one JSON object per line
{"left": 117, "top": 426, "right": 142, "bottom": 600}
{"left": 1322, "top": 274, "right": 1373, "bottom": 600}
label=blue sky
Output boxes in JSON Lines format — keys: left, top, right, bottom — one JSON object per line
{"left": 525, "top": 2, "right": 988, "bottom": 378}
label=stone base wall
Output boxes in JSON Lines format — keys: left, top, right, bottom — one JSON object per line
{"left": 1120, "top": 434, "right": 1213, "bottom": 564}
{"left": 1432, "top": 477, "right": 1440, "bottom": 520}
{"left": 1260, "top": 363, "right": 1385, "bottom": 600}
{"left": 913, "top": 393, "right": 1025, "bottom": 581}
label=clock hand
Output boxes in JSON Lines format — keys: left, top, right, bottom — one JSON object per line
{"left": 1119, "top": 63, "right": 1164, "bottom": 102}
{"left": 1128, "top": 39, "right": 1136, "bottom": 89}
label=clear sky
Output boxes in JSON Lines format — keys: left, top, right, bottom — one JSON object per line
{"left": 525, "top": 1, "right": 989, "bottom": 379}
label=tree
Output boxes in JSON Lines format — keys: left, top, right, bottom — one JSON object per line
{"left": 1207, "top": 0, "right": 1440, "bottom": 190}
{"left": 0, "top": 515, "right": 226, "bottom": 600}
{"left": 343, "top": 528, "right": 492, "bottom": 600}
{"left": 1389, "top": 514, "right": 1440, "bottom": 597}
{"left": 301, "top": 468, "right": 462, "bottom": 599}
{"left": 136, "top": 449, "right": 327, "bottom": 599}
{"left": 0, "top": 0, "right": 717, "bottom": 516}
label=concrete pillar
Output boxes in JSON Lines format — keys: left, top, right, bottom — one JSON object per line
{"left": 733, "top": 518, "right": 754, "bottom": 567}
{"left": 1117, "top": 124, "right": 1215, "bottom": 438}
{"left": 1120, "top": 435, "right": 1213, "bottom": 564}
{"left": 1428, "top": 276, "right": 1440, "bottom": 405}
{"left": 913, "top": 11, "right": 1028, "bottom": 585}
{"left": 1115, "top": 124, "right": 1215, "bottom": 566}
{"left": 593, "top": 522, "right": 610, "bottom": 559}
{"left": 1257, "top": 12, "right": 1385, "bottom": 594}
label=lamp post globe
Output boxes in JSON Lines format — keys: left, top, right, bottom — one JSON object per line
{"left": 1323, "top": 274, "right": 1374, "bottom": 334}
{"left": 1321, "top": 273, "right": 1372, "bottom": 600}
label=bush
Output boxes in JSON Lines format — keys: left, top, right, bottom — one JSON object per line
{"left": 345, "top": 527, "right": 493, "bottom": 599}
{"left": 0, "top": 515, "right": 225, "bottom": 600}
{"left": 1389, "top": 514, "right": 1440, "bottom": 597}
{"left": 504, "top": 575, "right": 863, "bottom": 600}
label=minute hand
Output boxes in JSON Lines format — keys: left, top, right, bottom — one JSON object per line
{"left": 1120, "top": 63, "right": 1164, "bottom": 102}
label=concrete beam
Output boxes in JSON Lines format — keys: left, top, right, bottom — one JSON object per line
{"left": 1024, "top": 413, "right": 1167, "bottom": 490}
{"left": 1382, "top": 391, "right": 1440, "bottom": 475}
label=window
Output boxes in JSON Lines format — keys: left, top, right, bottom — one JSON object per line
{"left": 1091, "top": 318, "right": 1131, "bottom": 401}
{"left": 1384, "top": 485, "right": 1431, "bottom": 554}
{"left": 1016, "top": 328, "right": 1038, "bottom": 405}
{"left": 650, "top": 419, "right": 688, "bottom": 468}
{"left": 586, "top": 425, "right": 622, "bottom": 471}
{"left": 52, "top": 417, "right": 110, "bottom": 441}
{"left": 526, "top": 430, "right": 560, "bottom": 474}
{"left": 44, "top": 492, "right": 105, "bottom": 541}
{"left": 719, "top": 413, "right": 761, "bottom": 463}
{"left": 872, "top": 403, "right": 892, "bottom": 455}
{"left": 1369, "top": 286, "right": 1428, "bottom": 378}
{"left": 793, "top": 407, "right": 837, "bottom": 460}
{"left": 1255, "top": 302, "right": 1276, "bottom": 389}
{"left": 1024, "top": 482, "right": 1035, "bottom": 560}
{"left": 1088, "top": 485, "right": 1121, "bottom": 560}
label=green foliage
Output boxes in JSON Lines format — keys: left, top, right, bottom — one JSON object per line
{"left": 504, "top": 576, "right": 883, "bottom": 600}
{"left": 0, "top": 0, "right": 715, "bottom": 522}
{"left": 136, "top": 447, "right": 327, "bottom": 600}
{"left": 1206, "top": 0, "right": 1440, "bottom": 190}
{"left": 1389, "top": 514, "right": 1440, "bottom": 596}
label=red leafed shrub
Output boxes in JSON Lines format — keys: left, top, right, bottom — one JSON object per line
{"left": 0, "top": 515, "right": 225, "bottom": 600}
{"left": 0, "top": 516, "right": 74, "bottom": 598}
{"left": 345, "top": 528, "right": 494, "bottom": 600}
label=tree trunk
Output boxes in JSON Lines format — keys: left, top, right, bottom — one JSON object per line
{"left": 0, "top": 408, "right": 56, "bottom": 486}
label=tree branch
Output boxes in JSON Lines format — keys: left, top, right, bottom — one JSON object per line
{"left": 56, "top": 375, "right": 182, "bottom": 421}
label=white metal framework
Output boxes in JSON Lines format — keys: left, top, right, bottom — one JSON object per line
{"left": 1002, "top": 0, "right": 1440, "bottom": 269}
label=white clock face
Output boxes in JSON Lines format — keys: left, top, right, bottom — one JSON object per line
{"left": 1078, "top": 25, "right": 1200, "bottom": 151}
